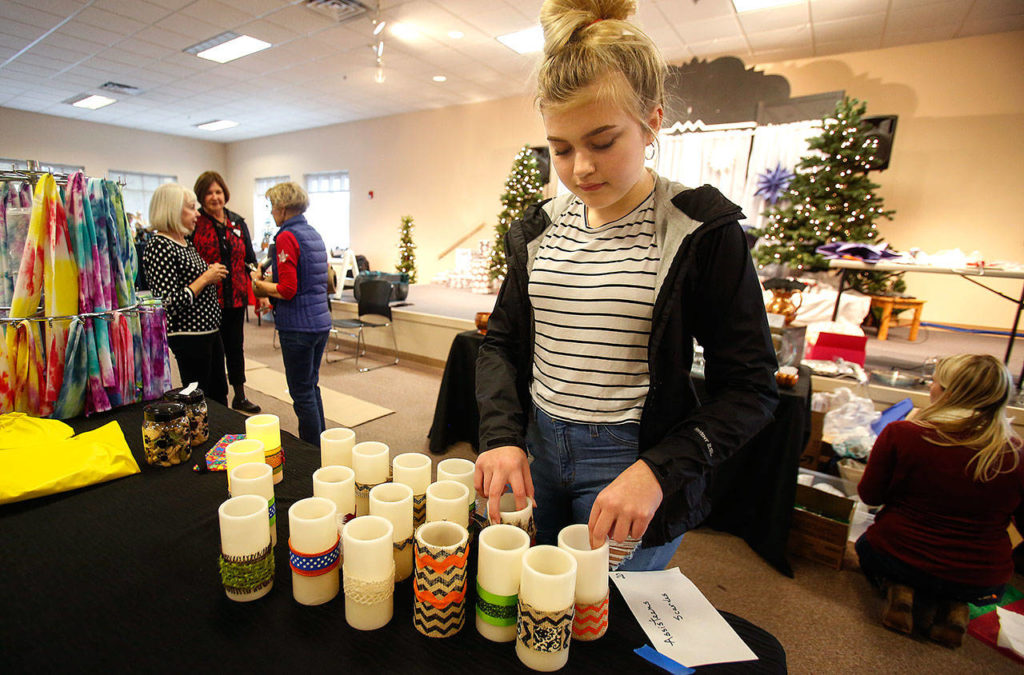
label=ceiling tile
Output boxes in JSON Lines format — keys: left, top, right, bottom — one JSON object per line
{"left": 74, "top": 7, "right": 148, "bottom": 35}
{"left": 49, "top": 30, "right": 114, "bottom": 55}
{"left": 134, "top": 26, "right": 195, "bottom": 51}
{"left": 965, "top": 0, "right": 1024, "bottom": 19}
{"left": 156, "top": 13, "right": 225, "bottom": 42}
{"left": 92, "top": 0, "right": 173, "bottom": 24}
{"left": 813, "top": 14, "right": 887, "bottom": 42}
{"left": 737, "top": 4, "right": 810, "bottom": 33}
{"left": 655, "top": 0, "right": 738, "bottom": 23}
{"left": 218, "top": 0, "right": 292, "bottom": 17}
{"left": 237, "top": 18, "right": 301, "bottom": 45}
{"left": 180, "top": 0, "right": 253, "bottom": 28}
{"left": 264, "top": 5, "right": 338, "bottom": 35}
{"left": 0, "top": 31, "right": 32, "bottom": 51}
{"left": 746, "top": 24, "right": 812, "bottom": 51}
{"left": 814, "top": 38, "right": 881, "bottom": 57}
{"left": 674, "top": 15, "right": 744, "bottom": 43}
{"left": 687, "top": 36, "right": 753, "bottom": 59}
{"left": 115, "top": 38, "right": 174, "bottom": 58}
{"left": 308, "top": 24, "right": 368, "bottom": 52}
{"left": 958, "top": 15, "right": 1024, "bottom": 36}
{"left": 887, "top": 1, "right": 972, "bottom": 32}
{"left": 882, "top": 24, "right": 962, "bottom": 47}
{"left": 0, "top": 4, "right": 64, "bottom": 30}
{"left": 810, "top": 0, "right": 890, "bottom": 23}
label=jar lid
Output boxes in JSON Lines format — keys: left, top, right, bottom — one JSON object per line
{"left": 144, "top": 402, "right": 186, "bottom": 422}
{"left": 164, "top": 387, "right": 205, "bottom": 404}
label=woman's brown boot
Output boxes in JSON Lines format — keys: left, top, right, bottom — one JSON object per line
{"left": 881, "top": 583, "right": 915, "bottom": 634}
{"left": 929, "top": 600, "right": 969, "bottom": 648}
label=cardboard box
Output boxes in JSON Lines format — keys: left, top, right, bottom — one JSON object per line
{"left": 799, "top": 410, "right": 825, "bottom": 469}
{"left": 788, "top": 476, "right": 856, "bottom": 570}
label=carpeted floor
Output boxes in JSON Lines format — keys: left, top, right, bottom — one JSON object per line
{"left": 167, "top": 315, "right": 1022, "bottom": 674}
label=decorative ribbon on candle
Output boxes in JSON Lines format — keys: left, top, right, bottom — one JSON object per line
{"left": 219, "top": 543, "right": 274, "bottom": 595}
{"left": 264, "top": 446, "right": 284, "bottom": 475}
{"left": 393, "top": 536, "right": 414, "bottom": 553}
{"left": 354, "top": 480, "right": 380, "bottom": 498}
{"left": 413, "top": 538, "right": 469, "bottom": 638}
{"left": 288, "top": 536, "right": 340, "bottom": 577}
{"left": 343, "top": 563, "right": 395, "bottom": 605}
{"left": 608, "top": 535, "right": 642, "bottom": 571}
{"left": 267, "top": 496, "right": 276, "bottom": 527}
{"left": 517, "top": 599, "right": 574, "bottom": 653}
{"left": 573, "top": 591, "right": 609, "bottom": 640}
{"left": 475, "top": 581, "right": 518, "bottom": 627}
{"left": 413, "top": 493, "right": 426, "bottom": 527}
{"left": 414, "top": 544, "right": 469, "bottom": 573}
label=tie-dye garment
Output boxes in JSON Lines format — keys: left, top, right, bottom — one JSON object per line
{"left": 5, "top": 175, "right": 79, "bottom": 417}
{"left": 0, "top": 182, "right": 33, "bottom": 306}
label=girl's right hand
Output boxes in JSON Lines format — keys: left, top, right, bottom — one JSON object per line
{"left": 203, "top": 262, "right": 228, "bottom": 284}
{"left": 474, "top": 445, "right": 535, "bottom": 525}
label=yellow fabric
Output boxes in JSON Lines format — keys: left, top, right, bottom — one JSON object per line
{"left": 0, "top": 418, "right": 140, "bottom": 505}
{"left": 0, "top": 411, "right": 74, "bottom": 448}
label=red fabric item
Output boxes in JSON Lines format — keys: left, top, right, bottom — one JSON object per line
{"left": 967, "top": 598, "right": 1024, "bottom": 665}
{"left": 192, "top": 212, "right": 251, "bottom": 309}
{"left": 859, "top": 421, "right": 1024, "bottom": 587}
{"left": 274, "top": 231, "right": 299, "bottom": 301}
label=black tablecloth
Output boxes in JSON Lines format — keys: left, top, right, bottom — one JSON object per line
{"left": 1, "top": 400, "right": 785, "bottom": 673}
{"left": 428, "top": 329, "right": 485, "bottom": 453}
{"left": 702, "top": 367, "right": 812, "bottom": 578}
{"left": 427, "top": 331, "right": 811, "bottom": 577}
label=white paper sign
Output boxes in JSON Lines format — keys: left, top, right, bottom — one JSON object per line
{"left": 996, "top": 606, "right": 1024, "bottom": 657}
{"left": 611, "top": 568, "right": 757, "bottom": 668}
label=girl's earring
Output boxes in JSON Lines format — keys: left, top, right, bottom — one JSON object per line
{"left": 645, "top": 143, "right": 656, "bottom": 161}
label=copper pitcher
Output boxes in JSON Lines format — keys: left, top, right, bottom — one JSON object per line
{"left": 765, "top": 289, "right": 802, "bottom": 325}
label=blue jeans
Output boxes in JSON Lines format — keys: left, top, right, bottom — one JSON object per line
{"left": 526, "top": 406, "right": 684, "bottom": 571}
{"left": 278, "top": 330, "right": 329, "bottom": 446}
{"left": 855, "top": 534, "right": 1004, "bottom": 605}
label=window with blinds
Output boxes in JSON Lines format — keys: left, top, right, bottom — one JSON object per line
{"left": 107, "top": 169, "right": 176, "bottom": 224}
{"left": 304, "top": 170, "right": 350, "bottom": 253}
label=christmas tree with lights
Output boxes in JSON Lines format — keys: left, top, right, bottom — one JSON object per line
{"left": 488, "top": 145, "right": 545, "bottom": 281}
{"left": 396, "top": 214, "right": 417, "bottom": 283}
{"left": 752, "top": 97, "right": 902, "bottom": 294}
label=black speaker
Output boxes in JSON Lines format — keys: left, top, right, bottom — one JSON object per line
{"left": 861, "top": 115, "right": 897, "bottom": 171}
{"left": 530, "top": 145, "right": 551, "bottom": 184}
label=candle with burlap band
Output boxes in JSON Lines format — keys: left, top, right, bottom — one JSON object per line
{"left": 573, "top": 591, "right": 609, "bottom": 640}
{"left": 219, "top": 542, "right": 274, "bottom": 599}
{"left": 517, "top": 599, "right": 574, "bottom": 653}
{"left": 289, "top": 536, "right": 340, "bottom": 577}
{"left": 343, "top": 564, "right": 396, "bottom": 607}
{"left": 413, "top": 539, "right": 469, "bottom": 638}
{"left": 413, "top": 493, "right": 426, "bottom": 527}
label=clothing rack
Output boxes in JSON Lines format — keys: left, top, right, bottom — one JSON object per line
{"left": 0, "top": 168, "right": 126, "bottom": 187}
{"left": 0, "top": 300, "right": 163, "bottom": 325}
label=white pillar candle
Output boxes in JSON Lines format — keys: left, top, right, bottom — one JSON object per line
{"left": 516, "top": 546, "right": 578, "bottom": 672}
{"left": 312, "top": 465, "right": 356, "bottom": 540}
{"left": 351, "top": 441, "right": 390, "bottom": 516}
{"left": 229, "top": 462, "right": 277, "bottom": 546}
{"left": 476, "top": 524, "right": 530, "bottom": 643}
{"left": 413, "top": 520, "right": 470, "bottom": 638}
{"left": 436, "top": 457, "right": 476, "bottom": 523}
{"left": 392, "top": 452, "right": 431, "bottom": 528}
{"left": 499, "top": 494, "right": 536, "bottom": 545}
{"left": 369, "top": 482, "right": 414, "bottom": 582}
{"left": 245, "top": 414, "right": 283, "bottom": 485}
{"left": 217, "top": 494, "right": 273, "bottom": 602}
{"left": 224, "top": 439, "right": 264, "bottom": 495}
{"left": 342, "top": 515, "right": 395, "bottom": 631}
{"left": 426, "top": 480, "right": 469, "bottom": 529}
{"left": 557, "top": 524, "right": 610, "bottom": 641}
{"left": 288, "top": 497, "right": 341, "bottom": 606}
{"left": 320, "top": 427, "right": 355, "bottom": 468}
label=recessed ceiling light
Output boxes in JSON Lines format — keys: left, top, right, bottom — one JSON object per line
{"left": 432, "top": 75, "right": 447, "bottom": 82}
{"left": 390, "top": 22, "right": 419, "bottom": 40}
{"left": 496, "top": 26, "right": 543, "bottom": 55}
{"left": 196, "top": 119, "right": 238, "bottom": 131}
{"left": 732, "top": 0, "right": 803, "bottom": 11}
{"left": 447, "top": 30, "right": 464, "bottom": 39}
{"left": 373, "top": 19, "right": 387, "bottom": 36}
{"left": 66, "top": 94, "right": 116, "bottom": 110}
{"left": 185, "top": 33, "right": 270, "bottom": 63}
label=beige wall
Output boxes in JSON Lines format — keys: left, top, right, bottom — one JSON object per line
{"left": 225, "top": 95, "right": 547, "bottom": 280}
{"left": 0, "top": 107, "right": 226, "bottom": 188}
{"left": 757, "top": 31, "right": 1024, "bottom": 330}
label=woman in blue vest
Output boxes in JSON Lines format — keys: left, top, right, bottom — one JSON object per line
{"left": 251, "top": 182, "right": 331, "bottom": 445}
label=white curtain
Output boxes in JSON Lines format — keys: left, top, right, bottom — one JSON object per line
{"left": 655, "top": 128, "right": 754, "bottom": 205}
{"left": 740, "top": 121, "right": 821, "bottom": 230}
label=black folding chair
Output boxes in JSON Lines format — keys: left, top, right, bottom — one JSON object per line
{"left": 326, "top": 279, "right": 399, "bottom": 372}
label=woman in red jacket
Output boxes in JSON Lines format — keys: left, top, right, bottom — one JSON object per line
{"left": 857, "top": 353, "right": 1023, "bottom": 647}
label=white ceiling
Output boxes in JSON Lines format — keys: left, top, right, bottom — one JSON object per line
{"left": 0, "top": 0, "right": 1020, "bottom": 142}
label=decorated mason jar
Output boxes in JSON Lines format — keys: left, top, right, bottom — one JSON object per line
{"left": 164, "top": 386, "right": 209, "bottom": 446}
{"left": 142, "top": 402, "right": 191, "bottom": 467}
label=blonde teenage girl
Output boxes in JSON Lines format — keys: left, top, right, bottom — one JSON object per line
{"left": 474, "top": 0, "right": 779, "bottom": 571}
{"left": 857, "top": 354, "right": 1024, "bottom": 647}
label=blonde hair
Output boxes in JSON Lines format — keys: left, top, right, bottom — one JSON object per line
{"left": 537, "top": 0, "right": 665, "bottom": 138}
{"left": 148, "top": 183, "right": 196, "bottom": 236}
{"left": 915, "top": 354, "right": 1021, "bottom": 482}
{"left": 264, "top": 181, "right": 309, "bottom": 215}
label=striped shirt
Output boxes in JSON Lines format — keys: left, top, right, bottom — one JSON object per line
{"left": 529, "top": 191, "right": 659, "bottom": 424}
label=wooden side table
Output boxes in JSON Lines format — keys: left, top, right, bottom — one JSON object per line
{"left": 869, "top": 295, "right": 926, "bottom": 341}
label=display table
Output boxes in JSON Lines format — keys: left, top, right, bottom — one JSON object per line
{"left": 428, "top": 332, "right": 810, "bottom": 577}
{"left": 0, "top": 400, "right": 785, "bottom": 673}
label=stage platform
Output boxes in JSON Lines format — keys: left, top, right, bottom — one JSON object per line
{"left": 329, "top": 284, "right": 497, "bottom": 366}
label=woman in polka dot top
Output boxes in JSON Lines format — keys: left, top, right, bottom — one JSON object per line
{"left": 142, "top": 183, "right": 229, "bottom": 406}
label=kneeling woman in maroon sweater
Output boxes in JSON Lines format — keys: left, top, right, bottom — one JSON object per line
{"left": 857, "top": 354, "right": 1023, "bottom": 647}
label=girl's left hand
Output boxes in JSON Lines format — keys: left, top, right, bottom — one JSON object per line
{"left": 587, "top": 460, "right": 663, "bottom": 549}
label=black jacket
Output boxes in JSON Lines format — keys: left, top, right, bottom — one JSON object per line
{"left": 476, "top": 174, "right": 779, "bottom": 546}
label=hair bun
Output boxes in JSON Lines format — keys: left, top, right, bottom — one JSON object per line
{"left": 541, "top": 0, "right": 637, "bottom": 53}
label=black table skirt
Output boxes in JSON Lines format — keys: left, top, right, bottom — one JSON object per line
{"left": 1, "top": 400, "right": 785, "bottom": 673}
